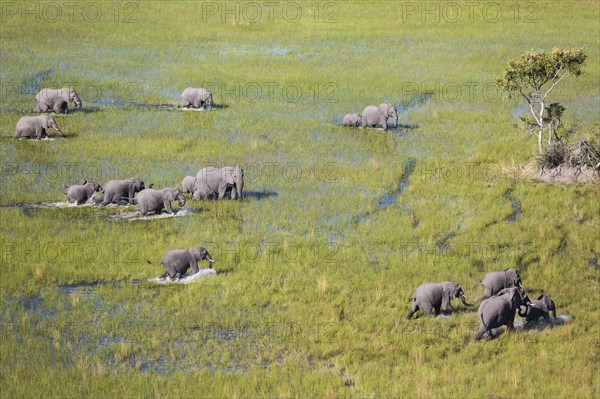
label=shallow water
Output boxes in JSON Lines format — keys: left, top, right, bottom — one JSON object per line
{"left": 148, "top": 269, "right": 217, "bottom": 285}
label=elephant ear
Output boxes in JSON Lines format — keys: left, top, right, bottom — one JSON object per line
{"left": 165, "top": 191, "right": 175, "bottom": 202}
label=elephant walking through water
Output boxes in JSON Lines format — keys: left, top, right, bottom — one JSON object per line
{"left": 149, "top": 246, "right": 214, "bottom": 280}
{"left": 193, "top": 166, "right": 243, "bottom": 200}
{"left": 15, "top": 115, "right": 64, "bottom": 139}
{"left": 137, "top": 187, "right": 186, "bottom": 215}
{"left": 362, "top": 103, "right": 398, "bottom": 130}
{"left": 35, "top": 87, "right": 82, "bottom": 114}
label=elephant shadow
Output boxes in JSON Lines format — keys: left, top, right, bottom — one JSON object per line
{"left": 397, "top": 123, "right": 420, "bottom": 130}
{"left": 74, "top": 106, "right": 102, "bottom": 114}
{"left": 243, "top": 190, "right": 278, "bottom": 201}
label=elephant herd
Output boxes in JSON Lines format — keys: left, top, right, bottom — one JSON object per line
{"left": 14, "top": 86, "right": 213, "bottom": 139}
{"left": 65, "top": 166, "right": 244, "bottom": 213}
{"left": 342, "top": 103, "right": 399, "bottom": 130}
{"left": 407, "top": 268, "right": 558, "bottom": 340}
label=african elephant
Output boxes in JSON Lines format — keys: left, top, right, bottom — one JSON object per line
{"left": 102, "top": 179, "right": 145, "bottom": 205}
{"left": 137, "top": 187, "right": 186, "bottom": 215}
{"left": 361, "top": 103, "right": 398, "bottom": 130}
{"left": 149, "top": 246, "right": 214, "bottom": 280}
{"left": 181, "top": 175, "right": 196, "bottom": 195}
{"left": 481, "top": 268, "right": 522, "bottom": 298}
{"left": 66, "top": 180, "right": 102, "bottom": 204}
{"left": 342, "top": 113, "right": 362, "bottom": 127}
{"left": 476, "top": 287, "right": 531, "bottom": 340}
{"left": 406, "top": 281, "right": 472, "bottom": 319}
{"left": 193, "top": 166, "right": 243, "bottom": 200}
{"left": 523, "top": 294, "right": 556, "bottom": 323}
{"left": 15, "top": 115, "right": 64, "bottom": 139}
{"left": 35, "top": 88, "right": 82, "bottom": 114}
{"left": 180, "top": 87, "right": 213, "bottom": 110}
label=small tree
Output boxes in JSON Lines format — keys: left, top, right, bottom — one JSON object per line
{"left": 495, "top": 47, "right": 587, "bottom": 155}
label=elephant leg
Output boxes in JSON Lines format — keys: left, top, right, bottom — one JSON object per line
{"left": 406, "top": 302, "right": 419, "bottom": 320}
{"left": 433, "top": 305, "right": 441, "bottom": 316}
{"left": 193, "top": 98, "right": 202, "bottom": 108}
{"left": 217, "top": 183, "right": 228, "bottom": 200}
{"left": 381, "top": 115, "right": 388, "bottom": 131}
{"left": 36, "top": 127, "right": 43, "bottom": 140}
{"left": 182, "top": 99, "right": 191, "bottom": 108}
{"left": 421, "top": 303, "right": 433, "bottom": 316}
{"left": 158, "top": 271, "right": 168, "bottom": 279}
{"left": 163, "top": 200, "right": 173, "bottom": 214}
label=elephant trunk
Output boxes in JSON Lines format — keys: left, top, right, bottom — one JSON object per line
{"left": 394, "top": 116, "right": 398, "bottom": 128}
{"left": 517, "top": 304, "right": 529, "bottom": 317}
{"left": 206, "top": 255, "right": 214, "bottom": 269}
{"left": 178, "top": 194, "right": 186, "bottom": 207}
{"left": 459, "top": 293, "right": 472, "bottom": 307}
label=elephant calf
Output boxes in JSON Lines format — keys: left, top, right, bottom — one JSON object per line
{"left": 149, "top": 246, "right": 214, "bottom": 280}
{"left": 137, "top": 187, "right": 186, "bottom": 215}
{"left": 103, "top": 179, "right": 145, "bottom": 205}
{"left": 407, "top": 281, "right": 472, "bottom": 319}
{"left": 66, "top": 180, "right": 102, "bottom": 205}
{"left": 181, "top": 175, "right": 196, "bottom": 196}
{"left": 15, "top": 115, "right": 64, "bottom": 139}
{"left": 342, "top": 113, "right": 362, "bottom": 127}
{"left": 476, "top": 287, "right": 531, "bottom": 340}
{"left": 523, "top": 294, "right": 556, "bottom": 323}
{"left": 481, "top": 268, "right": 522, "bottom": 298}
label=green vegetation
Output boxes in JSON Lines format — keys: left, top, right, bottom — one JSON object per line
{"left": 1, "top": 1, "right": 598, "bottom": 397}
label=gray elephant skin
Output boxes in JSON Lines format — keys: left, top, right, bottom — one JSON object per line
{"left": 35, "top": 87, "right": 82, "bottom": 114}
{"left": 180, "top": 87, "right": 213, "bottom": 110}
{"left": 102, "top": 179, "right": 145, "bottom": 205}
{"left": 66, "top": 180, "right": 102, "bottom": 204}
{"left": 150, "top": 246, "right": 214, "bottom": 280}
{"left": 15, "top": 115, "right": 64, "bottom": 139}
{"left": 476, "top": 287, "right": 531, "bottom": 340}
{"left": 193, "top": 166, "right": 243, "bottom": 200}
{"left": 481, "top": 268, "right": 522, "bottom": 298}
{"left": 361, "top": 103, "right": 398, "bottom": 130}
{"left": 181, "top": 175, "right": 196, "bottom": 195}
{"left": 342, "top": 113, "right": 362, "bottom": 127}
{"left": 137, "top": 187, "right": 186, "bottom": 215}
{"left": 523, "top": 294, "right": 556, "bottom": 323}
{"left": 407, "top": 281, "right": 472, "bottom": 319}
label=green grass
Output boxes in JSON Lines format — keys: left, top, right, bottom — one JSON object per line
{"left": 1, "top": 1, "right": 599, "bottom": 397}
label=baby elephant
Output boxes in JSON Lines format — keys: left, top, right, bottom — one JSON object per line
{"left": 407, "top": 281, "right": 472, "bottom": 319}
{"left": 481, "top": 268, "right": 522, "bottom": 298}
{"left": 181, "top": 175, "right": 196, "bottom": 196}
{"left": 342, "top": 113, "right": 362, "bottom": 127}
{"left": 523, "top": 294, "right": 556, "bottom": 323}
{"left": 476, "top": 287, "right": 531, "bottom": 340}
{"left": 15, "top": 115, "right": 64, "bottom": 139}
{"left": 66, "top": 180, "right": 102, "bottom": 204}
{"left": 149, "top": 247, "right": 214, "bottom": 280}
{"left": 137, "top": 187, "right": 186, "bottom": 215}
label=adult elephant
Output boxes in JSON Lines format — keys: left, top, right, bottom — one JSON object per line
{"left": 149, "top": 246, "right": 214, "bottom": 280}
{"left": 35, "top": 88, "right": 82, "bottom": 114}
{"left": 342, "top": 113, "right": 362, "bottom": 127}
{"left": 66, "top": 180, "right": 102, "bottom": 204}
{"left": 137, "top": 187, "right": 186, "bottom": 215}
{"left": 180, "top": 87, "right": 213, "bottom": 110}
{"left": 102, "top": 179, "right": 145, "bottom": 205}
{"left": 193, "top": 166, "right": 243, "bottom": 200}
{"left": 406, "top": 281, "right": 472, "bottom": 319}
{"left": 476, "top": 287, "right": 531, "bottom": 340}
{"left": 15, "top": 115, "right": 64, "bottom": 139}
{"left": 481, "top": 268, "right": 522, "bottom": 298}
{"left": 362, "top": 103, "right": 398, "bottom": 130}
{"left": 181, "top": 175, "right": 196, "bottom": 195}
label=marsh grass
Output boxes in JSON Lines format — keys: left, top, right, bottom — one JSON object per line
{"left": 1, "top": 1, "right": 599, "bottom": 397}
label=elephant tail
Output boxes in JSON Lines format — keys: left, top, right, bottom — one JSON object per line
{"left": 146, "top": 260, "right": 159, "bottom": 267}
